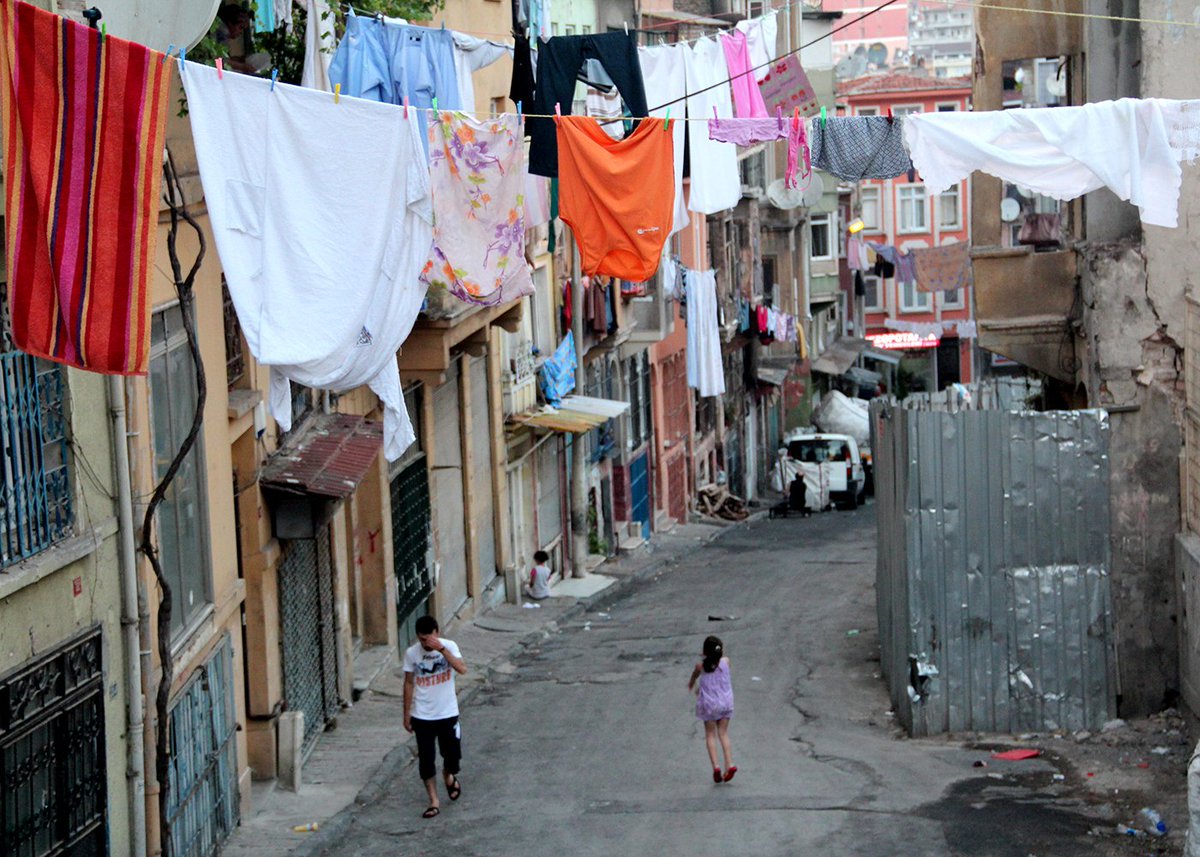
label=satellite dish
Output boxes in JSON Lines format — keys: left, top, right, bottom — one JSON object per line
{"left": 800, "top": 172, "right": 825, "bottom": 208}
{"left": 1000, "top": 198, "right": 1021, "bottom": 222}
{"left": 61, "top": 0, "right": 222, "bottom": 52}
{"left": 766, "top": 179, "right": 804, "bottom": 210}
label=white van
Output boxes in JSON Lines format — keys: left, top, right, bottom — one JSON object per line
{"left": 782, "top": 430, "right": 866, "bottom": 509}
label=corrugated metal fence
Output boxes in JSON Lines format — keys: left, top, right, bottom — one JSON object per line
{"left": 872, "top": 398, "right": 1117, "bottom": 736}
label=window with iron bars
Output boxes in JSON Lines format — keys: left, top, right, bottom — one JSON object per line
{"left": 222, "top": 277, "right": 246, "bottom": 388}
{"left": 0, "top": 288, "right": 72, "bottom": 570}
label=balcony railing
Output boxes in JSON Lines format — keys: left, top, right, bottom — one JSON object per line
{"left": 0, "top": 352, "right": 71, "bottom": 569}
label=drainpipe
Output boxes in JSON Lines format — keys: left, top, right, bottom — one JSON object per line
{"left": 110, "top": 375, "right": 146, "bottom": 857}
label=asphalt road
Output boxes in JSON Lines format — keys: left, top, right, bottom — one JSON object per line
{"left": 322, "top": 505, "right": 1138, "bottom": 857}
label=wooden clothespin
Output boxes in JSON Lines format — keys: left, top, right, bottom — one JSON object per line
{"left": 663, "top": 108, "right": 670, "bottom": 131}
{"left": 216, "top": 58, "right": 224, "bottom": 79}
{"left": 271, "top": 69, "right": 279, "bottom": 90}
{"left": 334, "top": 83, "right": 341, "bottom": 104}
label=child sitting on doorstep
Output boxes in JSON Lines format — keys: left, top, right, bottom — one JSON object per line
{"left": 525, "top": 550, "right": 553, "bottom": 600}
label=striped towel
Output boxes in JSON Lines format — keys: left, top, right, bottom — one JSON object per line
{"left": 1, "top": 0, "right": 172, "bottom": 375}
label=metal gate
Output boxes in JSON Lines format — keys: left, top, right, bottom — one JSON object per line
{"left": 629, "top": 451, "right": 650, "bottom": 539}
{"left": 0, "top": 628, "right": 105, "bottom": 857}
{"left": 279, "top": 529, "right": 340, "bottom": 754}
{"left": 391, "top": 456, "right": 432, "bottom": 646}
{"left": 167, "top": 635, "right": 240, "bottom": 857}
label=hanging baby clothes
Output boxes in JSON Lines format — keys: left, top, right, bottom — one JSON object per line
{"left": 639, "top": 43, "right": 689, "bottom": 235}
{"left": 809, "top": 115, "right": 913, "bottom": 181}
{"left": 708, "top": 117, "right": 809, "bottom": 187}
{"left": 0, "top": 0, "right": 172, "bottom": 375}
{"left": 903, "top": 98, "right": 1200, "bottom": 228}
{"left": 527, "top": 32, "right": 649, "bottom": 177}
{"left": 720, "top": 30, "right": 768, "bottom": 119}
{"left": 422, "top": 112, "right": 534, "bottom": 307}
{"left": 910, "top": 242, "right": 972, "bottom": 293}
{"left": 451, "top": 33, "right": 511, "bottom": 111}
{"left": 555, "top": 115, "right": 675, "bottom": 282}
{"left": 685, "top": 37, "right": 742, "bottom": 214}
{"left": 183, "top": 62, "right": 431, "bottom": 460}
{"left": 302, "top": 0, "right": 335, "bottom": 91}
{"left": 686, "top": 269, "right": 726, "bottom": 398}
{"left": 735, "top": 11, "right": 778, "bottom": 82}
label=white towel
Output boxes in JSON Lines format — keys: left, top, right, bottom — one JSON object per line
{"left": 684, "top": 37, "right": 741, "bottom": 216}
{"left": 639, "top": 42, "right": 690, "bottom": 234}
{"left": 686, "top": 269, "right": 726, "bottom": 398}
{"left": 183, "top": 62, "right": 432, "bottom": 460}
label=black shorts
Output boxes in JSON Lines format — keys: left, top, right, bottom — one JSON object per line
{"left": 411, "top": 716, "right": 461, "bottom": 781}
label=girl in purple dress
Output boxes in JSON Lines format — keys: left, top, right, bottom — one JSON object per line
{"left": 688, "top": 636, "right": 736, "bottom": 783}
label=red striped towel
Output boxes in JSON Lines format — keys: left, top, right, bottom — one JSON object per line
{"left": 1, "top": 0, "right": 172, "bottom": 375}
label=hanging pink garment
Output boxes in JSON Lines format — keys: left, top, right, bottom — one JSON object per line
{"left": 719, "top": 30, "right": 768, "bottom": 119}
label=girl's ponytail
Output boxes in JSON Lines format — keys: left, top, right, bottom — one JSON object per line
{"left": 702, "top": 636, "right": 723, "bottom": 673}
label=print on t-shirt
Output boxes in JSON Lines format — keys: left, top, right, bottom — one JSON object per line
{"left": 403, "top": 638, "right": 461, "bottom": 720}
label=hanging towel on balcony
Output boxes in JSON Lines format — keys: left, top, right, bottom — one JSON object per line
{"left": 903, "top": 98, "right": 1200, "bottom": 228}
{"left": 556, "top": 115, "right": 674, "bottom": 282}
{"left": 0, "top": 0, "right": 172, "bottom": 375}
{"left": 183, "top": 62, "right": 431, "bottom": 460}
{"left": 685, "top": 269, "right": 725, "bottom": 398}
{"left": 720, "top": 30, "right": 768, "bottom": 119}
{"left": 421, "top": 112, "right": 534, "bottom": 307}
{"left": 685, "top": 36, "right": 741, "bottom": 214}
{"left": 809, "top": 115, "right": 913, "bottom": 181}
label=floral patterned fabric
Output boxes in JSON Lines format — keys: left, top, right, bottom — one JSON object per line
{"left": 422, "top": 112, "right": 534, "bottom": 306}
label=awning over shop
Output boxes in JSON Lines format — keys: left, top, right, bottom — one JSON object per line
{"left": 863, "top": 346, "right": 901, "bottom": 366}
{"left": 811, "top": 336, "right": 868, "bottom": 376}
{"left": 260, "top": 413, "right": 383, "bottom": 499}
{"left": 510, "top": 395, "right": 631, "bottom": 434}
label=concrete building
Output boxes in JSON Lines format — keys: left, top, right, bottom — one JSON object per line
{"left": 823, "top": 0, "right": 909, "bottom": 72}
{"left": 970, "top": 0, "right": 1192, "bottom": 717}
{"left": 907, "top": 0, "right": 972, "bottom": 79}
{"left": 836, "top": 71, "right": 974, "bottom": 394}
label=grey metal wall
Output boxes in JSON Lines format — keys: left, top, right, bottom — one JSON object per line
{"left": 872, "top": 401, "right": 1117, "bottom": 736}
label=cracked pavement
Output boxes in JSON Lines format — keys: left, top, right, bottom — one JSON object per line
{"left": 314, "top": 506, "right": 1183, "bottom": 856}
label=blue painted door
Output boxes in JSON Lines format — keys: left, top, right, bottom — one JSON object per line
{"left": 630, "top": 451, "right": 651, "bottom": 539}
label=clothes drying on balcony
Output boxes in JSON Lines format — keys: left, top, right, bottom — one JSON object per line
{"left": 809, "top": 115, "right": 913, "bottom": 182}
{"left": 903, "top": 98, "right": 1200, "bottom": 228}
{"left": 183, "top": 62, "right": 431, "bottom": 460}
{"left": 421, "top": 112, "right": 534, "bottom": 307}
{"left": 0, "top": 0, "right": 172, "bottom": 375}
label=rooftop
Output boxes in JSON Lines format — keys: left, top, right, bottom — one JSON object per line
{"left": 836, "top": 71, "right": 972, "bottom": 97}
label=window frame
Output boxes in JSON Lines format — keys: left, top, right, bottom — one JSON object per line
{"left": 855, "top": 106, "right": 878, "bottom": 117}
{"left": 862, "top": 274, "right": 885, "bottom": 312}
{"left": 809, "top": 213, "right": 834, "bottom": 261}
{"left": 899, "top": 278, "right": 933, "bottom": 313}
{"left": 891, "top": 103, "right": 924, "bottom": 116}
{"left": 860, "top": 185, "right": 883, "bottom": 232}
{"left": 935, "top": 101, "right": 959, "bottom": 112}
{"left": 937, "top": 184, "right": 962, "bottom": 230}
{"left": 897, "top": 185, "right": 929, "bottom": 234}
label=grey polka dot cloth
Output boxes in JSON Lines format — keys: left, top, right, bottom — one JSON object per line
{"left": 809, "top": 116, "right": 914, "bottom": 181}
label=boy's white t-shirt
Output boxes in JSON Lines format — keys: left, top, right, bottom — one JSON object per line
{"left": 403, "top": 639, "right": 462, "bottom": 720}
{"left": 528, "top": 564, "right": 552, "bottom": 599}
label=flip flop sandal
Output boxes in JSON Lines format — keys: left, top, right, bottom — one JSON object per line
{"left": 447, "top": 777, "right": 462, "bottom": 801}
{"left": 422, "top": 806, "right": 440, "bottom": 819}
{"left": 723, "top": 766, "right": 738, "bottom": 782}
{"left": 712, "top": 768, "right": 722, "bottom": 784}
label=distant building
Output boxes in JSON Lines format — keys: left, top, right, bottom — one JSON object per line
{"left": 823, "top": 0, "right": 910, "bottom": 75}
{"left": 908, "top": 0, "right": 973, "bottom": 79}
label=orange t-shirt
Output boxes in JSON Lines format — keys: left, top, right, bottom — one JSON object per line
{"left": 555, "top": 116, "right": 675, "bottom": 282}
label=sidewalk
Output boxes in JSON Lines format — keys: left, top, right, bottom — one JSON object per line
{"left": 222, "top": 519, "right": 735, "bottom": 857}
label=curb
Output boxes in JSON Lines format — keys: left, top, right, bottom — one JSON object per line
{"left": 286, "top": 517, "right": 751, "bottom": 857}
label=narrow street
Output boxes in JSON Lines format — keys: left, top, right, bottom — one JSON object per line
{"left": 317, "top": 507, "right": 1176, "bottom": 857}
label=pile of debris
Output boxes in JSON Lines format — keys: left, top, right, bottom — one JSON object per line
{"left": 697, "top": 484, "right": 748, "bottom": 522}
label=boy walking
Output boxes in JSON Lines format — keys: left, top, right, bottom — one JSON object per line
{"left": 403, "top": 615, "right": 468, "bottom": 819}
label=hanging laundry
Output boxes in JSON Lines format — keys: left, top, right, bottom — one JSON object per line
{"left": 183, "top": 62, "right": 430, "bottom": 460}
{"left": 720, "top": 30, "right": 768, "bottom": 119}
{"left": 452, "top": 32, "right": 511, "bottom": 112}
{"left": 560, "top": 277, "right": 572, "bottom": 331}
{"left": 846, "top": 235, "right": 869, "bottom": 271}
{"left": 867, "top": 242, "right": 916, "bottom": 286}
{"left": 585, "top": 83, "right": 625, "bottom": 140}
{"left": 301, "top": 0, "right": 335, "bottom": 92}
{"left": 757, "top": 305, "right": 774, "bottom": 344}
{"left": 327, "top": 11, "right": 393, "bottom": 103}
{"left": 685, "top": 36, "right": 741, "bottom": 214}
{"left": 903, "top": 98, "right": 1200, "bottom": 229}
{"left": 422, "top": 112, "right": 534, "bottom": 308}
{"left": 638, "top": 43, "right": 689, "bottom": 236}
{"left": 524, "top": 172, "right": 552, "bottom": 228}
{"left": 509, "top": 31, "right": 535, "bottom": 110}
{"left": 686, "top": 269, "right": 726, "bottom": 398}
{"left": 255, "top": 0, "right": 275, "bottom": 33}
{"left": 757, "top": 54, "right": 818, "bottom": 119}
{"left": 514, "top": 0, "right": 552, "bottom": 44}
{"left": 884, "top": 318, "right": 947, "bottom": 338}
{"left": 539, "top": 331, "right": 576, "bottom": 406}
{"left": 661, "top": 254, "right": 685, "bottom": 301}
{"left": 810, "top": 116, "right": 913, "bottom": 181}
{"left": 708, "top": 116, "right": 809, "bottom": 187}
{"left": 555, "top": 115, "right": 675, "bottom": 282}
{"left": 773, "top": 309, "right": 788, "bottom": 342}
{"left": 910, "top": 242, "right": 972, "bottom": 293}
{"left": 527, "top": 32, "right": 649, "bottom": 177}
{"left": 0, "top": 0, "right": 172, "bottom": 375}
{"left": 735, "top": 11, "right": 778, "bottom": 82}
{"left": 956, "top": 320, "right": 977, "bottom": 339}
{"left": 587, "top": 276, "right": 608, "bottom": 334}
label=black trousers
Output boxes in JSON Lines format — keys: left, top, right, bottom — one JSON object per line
{"left": 527, "top": 31, "right": 648, "bottom": 177}
{"left": 411, "top": 716, "right": 461, "bottom": 781}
